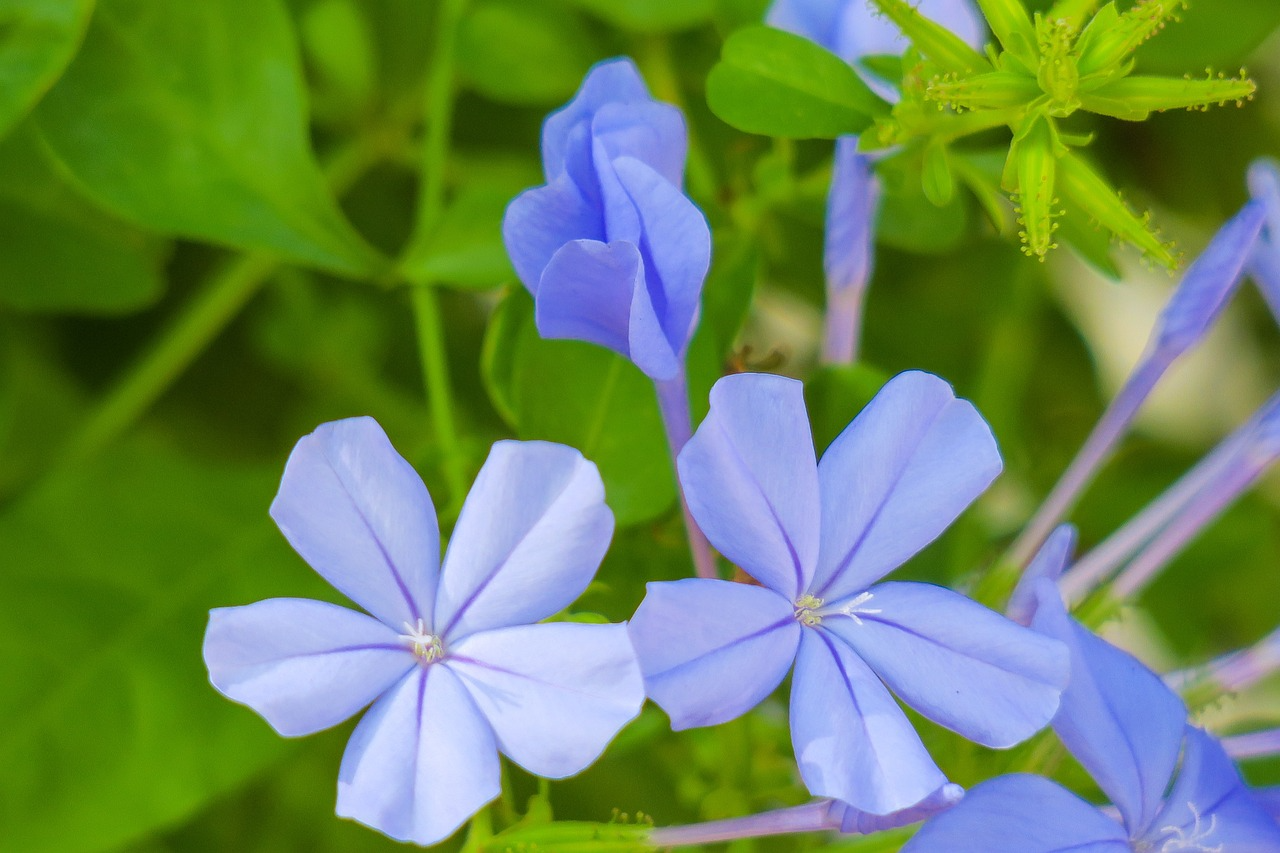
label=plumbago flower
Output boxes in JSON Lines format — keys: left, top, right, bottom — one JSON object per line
{"left": 628, "top": 370, "right": 1069, "bottom": 815}
{"left": 502, "top": 57, "right": 709, "bottom": 383}
{"left": 907, "top": 560, "right": 1280, "bottom": 852}
{"left": 202, "top": 418, "right": 644, "bottom": 845}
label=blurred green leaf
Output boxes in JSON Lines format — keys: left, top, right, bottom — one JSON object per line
{"left": 0, "top": 441, "right": 317, "bottom": 853}
{"left": 707, "top": 26, "right": 884, "bottom": 140}
{"left": 804, "top": 362, "right": 889, "bottom": 455}
{"left": 876, "top": 152, "right": 969, "bottom": 253}
{"left": 0, "top": 128, "right": 166, "bottom": 313}
{"left": 32, "top": 0, "right": 383, "bottom": 277}
{"left": 1135, "top": 0, "right": 1280, "bottom": 74}
{"left": 402, "top": 183, "right": 518, "bottom": 288}
{"left": 484, "top": 288, "right": 677, "bottom": 525}
{"left": 458, "top": 0, "right": 600, "bottom": 106}
{"left": 0, "top": 0, "right": 93, "bottom": 138}
{"left": 299, "top": 0, "right": 378, "bottom": 122}
{"left": 567, "top": 0, "right": 714, "bottom": 33}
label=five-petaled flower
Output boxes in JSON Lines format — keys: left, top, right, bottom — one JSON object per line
{"left": 628, "top": 370, "right": 1069, "bottom": 815}
{"left": 905, "top": 554, "right": 1280, "bottom": 852}
{"left": 502, "top": 57, "right": 710, "bottom": 382}
{"left": 202, "top": 418, "right": 644, "bottom": 845}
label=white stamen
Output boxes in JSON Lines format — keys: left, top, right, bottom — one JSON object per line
{"left": 399, "top": 619, "right": 444, "bottom": 662}
{"left": 835, "top": 591, "right": 882, "bottom": 626}
{"left": 1157, "top": 802, "right": 1222, "bottom": 853}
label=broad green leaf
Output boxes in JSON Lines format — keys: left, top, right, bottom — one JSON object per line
{"left": 0, "top": 0, "right": 93, "bottom": 138}
{"left": 458, "top": 0, "right": 600, "bottom": 105}
{"left": 32, "top": 0, "right": 383, "bottom": 277}
{"left": 0, "top": 128, "right": 165, "bottom": 313}
{"left": 567, "top": 0, "right": 714, "bottom": 33}
{"left": 299, "top": 0, "right": 378, "bottom": 123}
{"left": 401, "top": 183, "right": 518, "bottom": 289}
{"left": 706, "top": 26, "right": 884, "bottom": 139}
{"left": 486, "top": 288, "right": 677, "bottom": 525}
{"left": 1134, "top": 0, "right": 1280, "bottom": 74}
{"left": 0, "top": 442, "right": 326, "bottom": 853}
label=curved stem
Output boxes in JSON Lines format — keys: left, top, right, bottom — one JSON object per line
{"left": 650, "top": 802, "right": 838, "bottom": 847}
{"left": 654, "top": 370, "right": 717, "bottom": 578}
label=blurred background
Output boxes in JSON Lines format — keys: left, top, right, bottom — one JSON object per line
{"left": 2, "top": 0, "right": 1279, "bottom": 850}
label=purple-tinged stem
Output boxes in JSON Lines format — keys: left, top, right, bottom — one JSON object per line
{"left": 1111, "top": 459, "right": 1267, "bottom": 600}
{"left": 1202, "top": 627, "right": 1280, "bottom": 693}
{"left": 655, "top": 369, "right": 717, "bottom": 579}
{"left": 1008, "top": 355, "right": 1169, "bottom": 567}
{"left": 1061, "top": 432, "right": 1245, "bottom": 603}
{"left": 649, "top": 802, "right": 838, "bottom": 847}
{"left": 1223, "top": 728, "right": 1280, "bottom": 761}
{"left": 822, "top": 282, "right": 865, "bottom": 364}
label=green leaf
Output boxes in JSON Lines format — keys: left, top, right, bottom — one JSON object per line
{"left": 876, "top": 152, "right": 969, "bottom": 253}
{"left": 804, "top": 362, "right": 889, "bottom": 455}
{"left": 921, "top": 141, "right": 955, "bottom": 207}
{"left": 0, "top": 0, "right": 93, "bottom": 138}
{"left": 401, "top": 183, "right": 519, "bottom": 289}
{"left": 485, "top": 289, "right": 677, "bottom": 525}
{"left": 1133, "top": 0, "right": 1279, "bottom": 74}
{"left": 566, "top": 0, "right": 714, "bottom": 33}
{"left": 0, "top": 442, "right": 319, "bottom": 853}
{"left": 0, "top": 127, "right": 166, "bottom": 313}
{"left": 458, "top": 0, "right": 600, "bottom": 105}
{"left": 32, "top": 0, "right": 384, "bottom": 277}
{"left": 706, "top": 26, "right": 884, "bottom": 139}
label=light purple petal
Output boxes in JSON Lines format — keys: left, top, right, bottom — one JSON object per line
{"left": 1151, "top": 200, "right": 1265, "bottom": 356}
{"left": 824, "top": 136, "right": 880, "bottom": 295}
{"left": 628, "top": 578, "right": 800, "bottom": 730}
{"left": 203, "top": 598, "right": 415, "bottom": 737}
{"left": 1007, "top": 524, "right": 1077, "bottom": 626}
{"left": 613, "top": 156, "right": 710, "bottom": 363}
{"left": 766, "top": 0, "right": 843, "bottom": 55}
{"left": 270, "top": 417, "right": 440, "bottom": 629}
{"left": 811, "top": 371, "right": 1001, "bottom": 601}
{"left": 592, "top": 100, "right": 687, "bottom": 189}
{"left": 791, "top": 628, "right": 947, "bottom": 815}
{"left": 449, "top": 622, "right": 644, "bottom": 778}
{"left": 1145, "top": 727, "right": 1280, "bottom": 852}
{"left": 1247, "top": 158, "right": 1280, "bottom": 321}
{"left": 1252, "top": 786, "right": 1280, "bottom": 823}
{"left": 542, "top": 57, "right": 651, "bottom": 183}
{"left": 827, "top": 581, "right": 1067, "bottom": 749}
{"left": 677, "top": 373, "right": 821, "bottom": 598}
{"left": 435, "top": 441, "right": 613, "bottom": 639}
{"left": 503, "top": 177, "right": 603, "bottom": 292}
{"left": 536, "top": 239, "right": 639, "bottom": 357}
{"left": 1031, "top": 579, "right": 1187, "bottom": 837}
{"left": 901, "top": 775, "right": 1130, "bottom": 853}
{"left": 828, "top": 782, "right": 965, "bottom": 834}
{"left": 336, "top": 666, "right": 499, "bottom": 846}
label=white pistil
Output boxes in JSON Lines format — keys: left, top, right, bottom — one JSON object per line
{"left": 399, "top": 618, "right": 445, "bottom": 663}
{"left": 1157, "top": 803, "right": 1222, "bottom": 853}
{"left": 833, "top": 591, "right": 882, "bottom": 626}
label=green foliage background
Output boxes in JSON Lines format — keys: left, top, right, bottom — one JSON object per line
{"left": 1, "top": 0, "right": 1279, "bottom": 851}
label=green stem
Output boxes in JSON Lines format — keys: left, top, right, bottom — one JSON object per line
{"left": 46, "top": 134, "right": 385, "bottom": 482}
{"left": 408, "top": 0, "right": 469, "bottom": 514}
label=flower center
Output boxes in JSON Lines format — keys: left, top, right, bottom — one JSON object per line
{"left": 1148, "top": 803, "right": 1222, "bottom": 853}
{"left": 792, "top": 591, "right": 882, "bottom": 628}
{"left": 399, "top": 619, "right": 445, "bottom": 663}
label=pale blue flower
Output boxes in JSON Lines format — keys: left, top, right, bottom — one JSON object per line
{"left": 203, "top": 418, "right": 643, "bottom": 845}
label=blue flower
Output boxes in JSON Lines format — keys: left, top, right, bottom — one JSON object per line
{"left": 766, "top": 0, "right": 984, "bottom": 99}
{"left": 627, "top": 371, "right": 1069, "bottom": 814}
{"left": 202, "top": 418, "right": 643, "bottom": 845}
{"left": 502, "top": 58, "right": 710, "bottom": 382}
{"left": 905, "top": 568, "right": 1280, "bottom": 852}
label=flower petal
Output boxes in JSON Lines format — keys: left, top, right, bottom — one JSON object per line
{"left": 270, "top": 417, "right": 440, "bottom": 629}
{"left": 449, "top": 622, "right": 644, "bottom": 778}
{"left": 1007, "top": 524, "right": 1077, "bottom": 626}
{"left": 203, "top": 598, "right": 415, "bottom": 737}
{"left": 828, "top": 582, "right": 1067, "bottom": 749}
{"left": 1145, "top": 726, "right": 1280, "bottom": 852}
{"left": 811, "top": 370, "right": 1001, "bottom": 601}
{"left": 542, "top": 58, "right": 651, "bottom": 184}
{"left": 336, "top": 666, "right": 500, "bottom": 846}
{"left": 677, "top": 373, "right": 821, "bottom": 598}
{"left": 503, "top": 177, "right": 602, "bottom": 292}
{"left": 536, "top": 239, "right": 640, "bottom": 358}
{"left": 828, "top": 782, "right": 964, "bottom": 834}
{"left": 824, "top": 136, "right": 879, "bottom": 295}
{"left": 901, "top": 775, "right": 1130, "bottom": 853}
{"left": 592, "top": 100, "right": 687, "bottom": 189}
{"left": 435, "top": 441, "right": 613, "bottom": 639}
{"left": 791, "top": 628, "right": 947, "bottom": 815}
{"left": 1030, "top": 579, "right": 1187, "bottom": 837}
{"left": 628, "top": 578, "right": 799, "bottom": 730}
{"left": 612, "top": 156, "right": 709, "bottom": 365}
